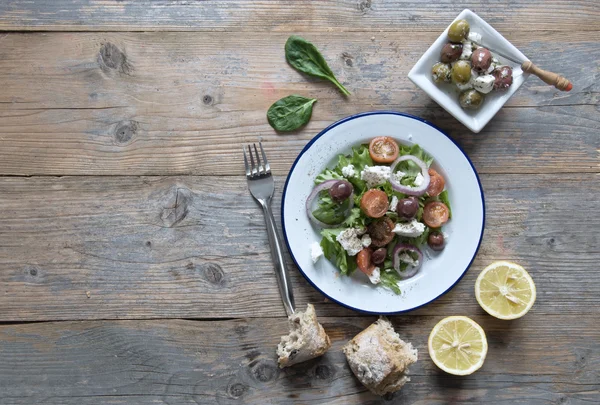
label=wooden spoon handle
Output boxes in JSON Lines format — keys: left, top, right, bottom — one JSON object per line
{"left": 521, "top": 61, "right": 572, "bottom": 91}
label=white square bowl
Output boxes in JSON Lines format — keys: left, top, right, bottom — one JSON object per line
{"left": 408, "top": 9, "right": 529, "bottom": 133}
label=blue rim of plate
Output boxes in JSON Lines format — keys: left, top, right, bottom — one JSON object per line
{"left": 281, "top": 111, "right": 485, "bottom": 314}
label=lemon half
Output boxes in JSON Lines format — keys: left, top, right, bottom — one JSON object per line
{"left": 428, "top": 316, "right": 488, "bottom": 375}
{"left": 475, "top": 261, "right": 536, "bottom": 320}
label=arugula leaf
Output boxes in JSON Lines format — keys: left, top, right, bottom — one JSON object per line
{"left": 285, "top": 36, "right": 351, "bottom": 96}
{"left": 408, "top": 144, "right": 434, "bottom": 167}
{"left": 350, "top": 145, "right": 373, "bottom": 173}
{"left": 320, "top": 229, "right": 356, "bottom": 275}
{"left": 267, "top": 95, "right": 317, "bottom": 132}
{"left": 412, "top": 226, "right": 431, "bottom": 247}
{"left": 438, "top": 190, "right": 452, "bottom": 218}
{"left": 380, "top": 271, "right": 402, "bottom": 295}
{"left": 343, "top": 207, "right": 366, "bottom": 228}
{"left": 314, "top": 169, "right": 343, "bottom": 185}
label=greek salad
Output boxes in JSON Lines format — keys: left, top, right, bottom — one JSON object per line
{"left": 307, "top": 137, "right": 451, "bottom": 294}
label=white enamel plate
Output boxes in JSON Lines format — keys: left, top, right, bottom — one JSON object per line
{"left": 281, "top": 112, "right": 485, "bottom": 314}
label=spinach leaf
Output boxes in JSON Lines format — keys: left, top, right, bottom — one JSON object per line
{"left": 312, "top": 192, "right": 350, "bottom": 225}
{"left": 267, "top": 95, "right": 317, "bottom": 132}
{"left": 285, "top": 36, "right": 351, "bottom": 96}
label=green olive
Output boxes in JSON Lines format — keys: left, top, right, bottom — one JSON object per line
{"left": 451, "top": 60, "right": 472, "bottom": 85}
{"left": 432, "top": 62, "right": 451, "bottom": 83}
{"left": 459, "top": 89, "right": 485, "bottom": 110}
{"left": 448, "top": 19, "right": 470, "bottom": 42}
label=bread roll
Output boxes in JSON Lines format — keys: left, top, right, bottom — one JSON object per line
{"left": 343, "top": 317, "right": 417, "bottom": 395}
{"left": 276, "top": 304, "right": 331, "bottom": 368}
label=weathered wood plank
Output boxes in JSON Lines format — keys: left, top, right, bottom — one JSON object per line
{"left": 0, "top": 31, "right": 597, "bottom": 176}
{"left": 0, "top": 173, "right": 598, "bottom": 322}
{"left": 0, "top": 316, "right": 597, "bottom": 404}
{"left": 0, "top": 0, "right": 598, "bottom": 32}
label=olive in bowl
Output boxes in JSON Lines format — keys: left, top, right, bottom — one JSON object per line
{"left": 451, "top": 61, "right": 472, "bottom": 85}
{"left": 459, "top": 89, "right": 485, "bottom": 110}
{"left": 440, "top": 43, "right": 463, "bottom": 63}
{"left": 447, "top": 19, "right": 470, "bottom": 42}
{"left": 432, "top": 62, "right": 452, "bottom": 83}
{"left": 493, "top": 66, "right": 514, "bottom": 90}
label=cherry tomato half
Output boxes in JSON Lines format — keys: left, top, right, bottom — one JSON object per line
{"left": 356, "top": 248, "right": 376, "bottom": 275}
{"left": 360, "top": 189, "right": 389, "bottom": 218}
{"left": 367, "top": 216, "right": 396, "bottom": 247}
{"left": 422, "top": 201, "right": 450, "bottom": 228}
{"left": 426, "top": 168, "right": 446, "bottom": 197}
{"left": 369, "top": 136, "right": 399, "bottom": 163}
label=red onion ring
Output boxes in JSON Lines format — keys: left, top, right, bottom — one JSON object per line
{"left": 392, "top": 243, "right": 423, "bottom": 279}
{"left": 306, "top": 180, "right": 354, "bottom": 228}
{"left": 389, "top": 155, "right": 430, "bottom": 196}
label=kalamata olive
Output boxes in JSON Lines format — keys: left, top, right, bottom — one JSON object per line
{"left": 432, "top": 62, "right": 451, "bottom": 84}
{"left": 440, "top": 43, "right": 463, "bottom": 63}
{"left": 427, "top": 232, "right": 445, "bottom": 251}
{"left": 493, "top": 66, "right": 513, "bottom": 90}
{"left": 396, "top": 197, "right": 419, "bottom": 220}
{"left": 451, "top": 60, "right": 472, "bottom": 85}
{"left": 447, "top": 19, "right": 470, "bottom": 42}
{"left": 328, "top": 180, "right": 353, "bottom": 203}
{"left": 459, "top": 89, "right": 485, "bottom": 110}
{"left": 371, "top": 248, "right": 387, "bottom": 265}
{"left": 471, "top": 48, "right": 492, "bottom": 73}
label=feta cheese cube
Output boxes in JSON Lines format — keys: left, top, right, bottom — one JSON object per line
{"left": 367, "top": 267, "right": 381, "bottom": 284}
{"left": 456, "top": 80, "right": 473, "bottom": 91}
{"left": 459, "top": 40, "right": 473, "bottom": 60}
{"left": 310, "top": 242, "right": 324, "bottom": 264}
{"left": 361, "top": 234, "right": 372, "bottom": 248}
{"left": 389, "top": 195, "right": 399, "bottom": 212}
{"left": 468, "top": 32, "right": 482, "bottom": 44}
{"left": 336, "top": 228, "right": 364, "bottom": 256}
{"left": 390, "top": 170, "right": 406, "bottom": 184}
{"left": 473, "top": 74, "right": 495, "bottom": 94}
{"left": 360, "top": 165, "right": 391, "bottom": 188}
{"left": 414, "top": 172, "right": 425, "bottom": 187}
{"left": 393, "top": 219, "right": 426, "bottom": 238}
{"left": 341, "top": 164, "right": 356, "bottom": 178}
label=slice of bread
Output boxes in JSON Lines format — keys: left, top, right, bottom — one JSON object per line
{"left": 276, "top": 303, "right": 331, "bottom": 368}
{"left": 343, "top": 317, "right": 418, "bottom": 396}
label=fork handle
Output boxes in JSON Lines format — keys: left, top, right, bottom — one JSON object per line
{"left": 261, "top": 201, "right": 296, "bottom": 317}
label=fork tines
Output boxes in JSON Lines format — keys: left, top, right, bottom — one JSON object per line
{"left": 243, "top": 141, "right": 271, "bottom": 178}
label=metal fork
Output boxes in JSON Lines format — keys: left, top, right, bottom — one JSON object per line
{"left": 244, "top": 141, "right": 295, "bottom": 316}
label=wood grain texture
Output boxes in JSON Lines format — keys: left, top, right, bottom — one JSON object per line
{"left": 0, "top": 0, "right": 598, "bottom": 32}
{"left": 0, "top": 316, "right": 598, "bottom": 404}
{"left": 0, "top": 173, "right": 597, "bottom": 322}
{"left": 0, "top": 31, "right": 597, "bottom": 176}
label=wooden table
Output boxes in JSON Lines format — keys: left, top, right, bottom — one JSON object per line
{"left": 0, "top": 1, "right": 598, "bottom": 404}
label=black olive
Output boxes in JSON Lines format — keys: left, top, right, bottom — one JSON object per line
{"left": 371, "top": 248, "right": 387, "bottom": 265}
{"left": 396, "top": 197, "right": 419, "bottom": 220}
{"left": 427, "top": 232, "right": 445, "bottom": 251}
{"left": 328, "top": 180, "right": 353, "bottom": 203}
